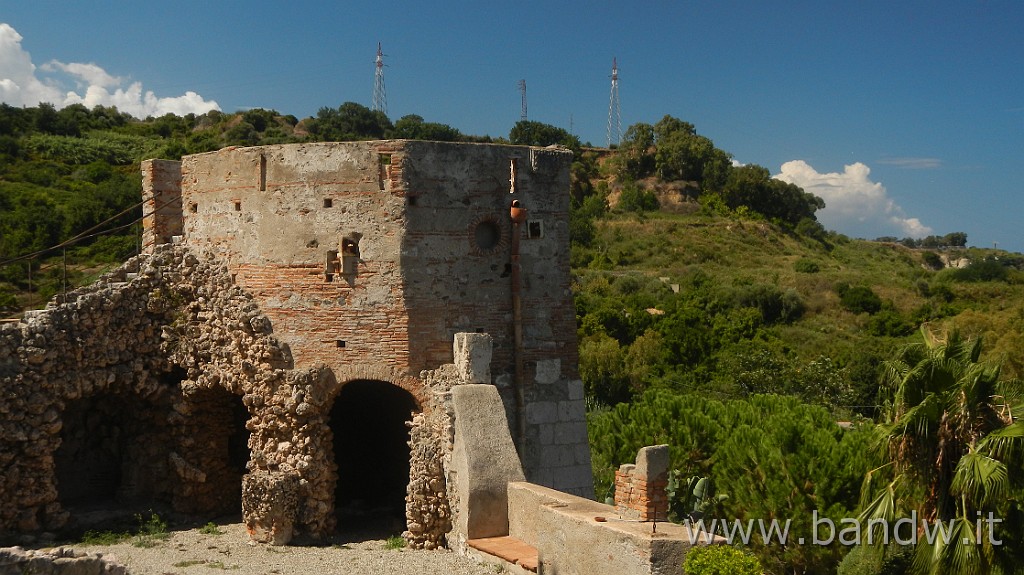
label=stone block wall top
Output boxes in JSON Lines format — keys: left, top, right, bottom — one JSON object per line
{"left": 450, "top": 384, "right": 525, "bottom": 541}
{"left": 453, "top": 332, "right": 492, "bottom": 384}
{"left": 614, "top": 445, "right": 670, "bottom": 522}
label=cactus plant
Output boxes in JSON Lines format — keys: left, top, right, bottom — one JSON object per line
{"left": 668, "top": 471, "right": 728, "bottom": 522}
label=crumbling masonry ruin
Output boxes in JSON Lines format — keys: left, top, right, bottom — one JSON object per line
{"left": 0, "top": 141, "right": 593, "bottom": 547}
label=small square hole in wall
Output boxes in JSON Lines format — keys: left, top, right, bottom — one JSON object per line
{"left": 189, "top": 203, "right": 198, "bottom": 213}
{"left": 336, "top": 340, "right": 346, "bottom": 348}
{"left": 234, "top": 201, "right": 242, "bottom": 211}
{"left": 323, "top": 198, "right": 333, "bottom": 208}
{"left": 527, "top": 220, "right": 544, "bottom": 239}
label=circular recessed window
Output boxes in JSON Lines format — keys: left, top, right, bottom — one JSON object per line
{"left": 474, "top": 220, "right": 501, "bottom": 250}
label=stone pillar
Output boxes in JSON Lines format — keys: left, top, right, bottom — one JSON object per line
{"left": 450, "top": 384, "right": 525, "bottom": 549}
{"left": 453, "top": 332, "right": 492, "bottom": 384}
{"left": 242, "top": 470, "right": 300, "bottom": 545}
{"left": 141, "top": 159, "right": 183, "bottom": 253}
{"left": 614, "top": 444, "right": 669, "bottom": 522}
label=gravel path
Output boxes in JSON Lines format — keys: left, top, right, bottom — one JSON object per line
{"left": 75, "top": 522, "right": 498, "bottom": 575}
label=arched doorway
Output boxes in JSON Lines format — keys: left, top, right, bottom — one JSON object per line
{"left": 54, "top": 388, "right": 175, "bottom": 517}
{"left": 329, "top": 380, "right": 418, "bottom": 531}
{"left": 176, "top": 387, "right": 251, "bottom": 517}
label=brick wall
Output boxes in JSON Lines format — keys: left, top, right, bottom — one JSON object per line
{"left": 614, "top": 445, "right": 669, "bottom": 521}
{"left": 141, "top": 159, "right": 182, "bottom": 253}
{"left": 173, "top": 140, "right": 592, "bottom": 496}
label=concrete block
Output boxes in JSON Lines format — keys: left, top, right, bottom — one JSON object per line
{"left": 635, "top": 445, "right": 669, "bottom": 479}
{"left": 453, "top": 332, "right": 492, "bottom": 384}
{"left": 558, "top": 400, "right": 586, "bottom": 423}
{"left": 535, "top": 359, "right": 561, "bottom": 384}
{"left": 567, "top": 379, "right": 585, "bottom": 401}
{"left": 525, "top": 401, "right": 558, "bottom": 425}
{"left": 539, "top": 423, "right": 554, "bottom": 445}
{"left": 554, "top": 421, "right": 587, "bottom": 445}
{"left": 451, "top": 384, "right": 525, "bottom": 540}
{"left": 507, "top": 482, "right": 703, "bottom": 575}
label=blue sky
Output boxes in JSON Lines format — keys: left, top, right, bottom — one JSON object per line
{"left": 2, "top": 1, "right": 1022, "bottom": 251}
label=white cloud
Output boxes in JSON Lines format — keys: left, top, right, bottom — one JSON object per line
{"left": 42, "top": 60, "right": 120, "bottom": 89}
{"left": 775, "top": 160, "right": 932, "bottom": 239}
{"left": 0, "top": 23, "right": 63, "bottom": 106}
{"left": 0, "top": 22, "right": 219, "bottom": 118}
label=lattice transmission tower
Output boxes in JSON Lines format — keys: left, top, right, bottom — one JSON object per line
{"left": 518, "top": 79, "right": 528, "bottom": 122}
{"left": 607, "top": 58, "right": 622, "bottom": 147}
{"left": 372, "top": 42, "right": 387, "bottom": 115}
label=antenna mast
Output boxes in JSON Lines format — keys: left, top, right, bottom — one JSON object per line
{"left": 373, "top": 42, "right": 387, "bottom": 115}
{"left": 607, "top": 57, "right": 622, "bottom": 147}
{"left": 518, "top": 79, "right": 528, "bottom": 122}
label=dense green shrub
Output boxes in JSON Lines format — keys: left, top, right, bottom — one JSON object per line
{"left": 948, "top": 258, "right": 1009, "bottom": 282}
{"left": 835, "top": 283, "right": 882, "bottom": 314}
{"left": 920, "top": 250, "right": 943, "bottom": 270}
{"left": 735, "top": 284, "right": 805, "bottom": 324}
{"left": 794, "top": 258, "right": 820, "bottom": 273}
{"left": 866, "top": 308, "right": 914, "bottom": 337}
{"left": 589, "top": 391, "right": 874, "bottom": 574}
{"left": 684, "top": 544, "right": 762, "bottom": 575}
{"left": 617, "top": 182, "right": 659, "bottom": 212}
{"left": 836, "top": 544, "right": 913, "bottom": 575}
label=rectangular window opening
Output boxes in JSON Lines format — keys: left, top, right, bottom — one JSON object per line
{"left": 234, "top": 201, "right": 242, "bottom": 211}
{"left": 378, "top": 154, "right": 392, "bottom": 190}
{"left": 189, "top": 203, "right": 198, "bottom": 213}
{"left": 323, "top": 198, "right": 333, "bottom": 208}
{"left": 527, "top": 220, "right": 544, "bottom": 239}
{"left": 259, "top": 154, "right": 267, "bottom": 192}
{"left": 336, "top": 340, "right": 346, "bottom": 348}
{"left": 325, "top": 250, "right": 339, "bottom": 282}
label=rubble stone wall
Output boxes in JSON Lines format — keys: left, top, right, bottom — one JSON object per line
{"left": 0, "top": 140, "right": 594, "bottom": 547}
{"left": 1, "top": 246, "right": 338, "bottom": 540}
{"left": 0, "top": 546, "right": 127, "bottom": 575}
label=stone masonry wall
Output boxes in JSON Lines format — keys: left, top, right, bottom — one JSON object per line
{"left": 0, "top": 546, "right": 127, "bottom": 575}
{"left": 141, "top": 159, "right": 182, "bottom": 252}
{"left": 170, "top": 141, "right": 592, "bottom": 497}
{"left": 614, "top": 445, "right": 670, "bottom": 522}
{"left": 0, "top": 140, "right": 594, "bottom": 546}
{"left": 1, "top": 245, "right": 367, "bottom": 541}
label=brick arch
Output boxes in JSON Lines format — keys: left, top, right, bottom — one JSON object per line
{"left": 467, "top": 213, "right": 510, "bottom": 256}
{"left": 329, "top": 364, "right": 427, "bottom": 412}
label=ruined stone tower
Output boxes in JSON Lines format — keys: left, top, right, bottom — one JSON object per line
{"left": 0, "top": 140, "right": 592, "bottom": 545}
{"left": 153, "top": 139, "right": 590, "bottom": 479}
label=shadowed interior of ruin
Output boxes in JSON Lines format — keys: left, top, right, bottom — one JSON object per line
{"left": 330, "top": 380, "right": 418, "bottom": 531}
{"left": 180, "top": 386, "right": 251, "bottom": 518}
{"left": 52, "top": 367, "right": 252, "bottom": 527}
{"left": 54, "top": 389, "right": 175, "bottom": 518}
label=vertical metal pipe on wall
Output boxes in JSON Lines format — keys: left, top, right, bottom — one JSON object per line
{"left": 509, "top": 158, "right": 527, "bottom": 451}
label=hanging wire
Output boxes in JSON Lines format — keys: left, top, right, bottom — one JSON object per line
{"left": 0, "top": 195, "right": 181, "bottom": 268}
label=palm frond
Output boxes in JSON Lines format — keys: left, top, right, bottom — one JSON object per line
{"left": 951, "top": 450, "right": 1008, "bottom": 507}
{"left": 977, "top": 421, "right": 1024, "bottom": 461}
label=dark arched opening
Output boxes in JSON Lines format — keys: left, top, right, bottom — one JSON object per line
{"left": 329, "top": 380, "right": 418, "bottom": 530}
{"left": 177, "top": 387, "right": 250, "bottom": 518}
{"left": 54, "top": 387, "right": 175, "bottom": 518}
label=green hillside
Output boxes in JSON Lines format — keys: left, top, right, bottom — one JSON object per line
{"left": 572, "top": 204, "right": 1024, "bottom": 415}
{"left": 3, "top": 103, "right": 1024, "bottom": 573}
